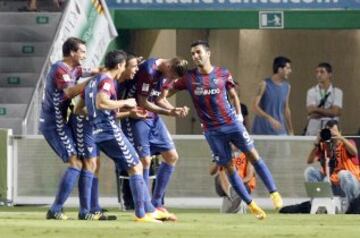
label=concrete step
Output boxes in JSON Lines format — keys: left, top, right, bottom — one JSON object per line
{"left": 0, "top": 25, "right": 57, "bottom": 42}
{"left": 0, "top": 12, "right": 61, "bottom": 25}
{"left": 0, "top": 73, "right": 39, "bottom": 87}
{"left": 0, "top": 12, "right": 61, "bottom": 26}
{"left": 0, "top": 0, "right": 63, "bottom": 12}
{"left": 0, "top": 103, "right": 27, "bottom": 118}
{"left": 0, "top": 42, "right": 50, "bottom": 57}
{"left": 0, "top": 87, "right": 34, "bottom": 103}
{"left": 0, "top": 57, "right": 44, "bottom": 73}
{"left": 0, "top": 117, "right": 22, "bottom": 134}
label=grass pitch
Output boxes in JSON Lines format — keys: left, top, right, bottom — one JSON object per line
{"left": 0, "top": 206, "right": 359, "bottom": 238}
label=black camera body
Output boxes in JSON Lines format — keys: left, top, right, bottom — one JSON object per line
{"left": 320, "top": 128, "right": 332, "bottom": 142}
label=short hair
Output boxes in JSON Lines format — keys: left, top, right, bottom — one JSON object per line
{"left": 317, "top": 62, "right": 332, "bottom": 73}
{"left": 190, "top": 40, "right": 210, "bottom": 51}
{"left": 325, "top": 119, "right": 338, "bottom": 128}
{"left": 104, "top": 50, "right": 127, "bottom": 69}
{"left": 170, "top": 57, "right": 188, "bottom": 77}
{"left": 125, "top": 52, "right": 137, "bottom": 67}
{"left": 62, "top": 37, "right": 86, "bottom": 57}
{"left": 273, "top": 56, "right": 291, "bottom": 74}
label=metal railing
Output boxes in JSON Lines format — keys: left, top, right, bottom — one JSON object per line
{"left": 21, "top": 2, "right": 70, "bottom": 135}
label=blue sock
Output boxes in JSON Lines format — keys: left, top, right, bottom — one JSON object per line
{"left": 253, "top": 159, "right": 277, "bottom": 193}
{"left": 50, "top": 167, "right": 81, "bottom": 213}
{"left": 228, "top": 171, "right": 252, "bottom": 204}
{"left": 129, "top": 174, "right": 145, "bottom": 218}
{"left": 143, "top": 168, "right": 150, "bottom": 189}
{"left": 90, "top": 176, "right": 101, "bottom": 213}
{"left": 151, "top": 163, "right": 174, "bottom": 208}
{"left": 143, "top": 181, "right": 155, "bottom": 213}
{"left": 78, "top": 170, "right": 94, "bottom": 215}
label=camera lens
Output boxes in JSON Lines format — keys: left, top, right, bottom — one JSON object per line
{"left": 320, "top": 128, "right": 332, "bottom": 141}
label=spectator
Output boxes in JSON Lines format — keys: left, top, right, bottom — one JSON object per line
{"left": 305, "top": 62, "right": 343, "bottom": 136}
{"left": 252, "top": 56, "right": 294, "bottom": 135}
{"left": 19, "top": 0, "right": 65, "bottom": 11}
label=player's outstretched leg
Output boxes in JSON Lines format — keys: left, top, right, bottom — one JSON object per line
{"left": 248, "top": 201, "right": 267, "bottom": 220}
{"left": 78, "top": 169, "right": 94, "bottom": 219}
{"left": 130, "top": 174, "right": 161, "bottom": 223}
{"left": 46, "top": 167, "right": 81, "bottom": 220}
{"left": 249, "top": 154, "right": 283, "bottom": 210}
{"left": 227, "top": 170, "right": 267, "bottom": 220}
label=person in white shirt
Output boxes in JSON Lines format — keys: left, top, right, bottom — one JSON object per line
{"left": 305, "top": 62, "right": 343, "bottom": 136}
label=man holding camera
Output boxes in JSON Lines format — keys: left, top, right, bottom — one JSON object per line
{"left": 304, "top": 120, "right": 360, "bottom": 207}
{"left": 305, "top": 62, "right": 343, "bottom": 136}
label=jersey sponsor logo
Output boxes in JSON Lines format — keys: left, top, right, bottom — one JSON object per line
{"left": 93, "top": 128, "right": 103, "bottom": 135}
{"left": 194, "top": 87, "right": 220, "bottom": 96}
{"left": 82, "top": 67, "right": 92, "bottom": 77}
{"left": 62, "top": 74, "right": 71, "bottom": 82}
{"left": 103, "top": 82, "right": 111, "bottom": 91}
{"left": 141, "top": 83, "right": 150, "bottom": 92}
{"left": 150, "top": 89, "right": 161, "bottom": 97}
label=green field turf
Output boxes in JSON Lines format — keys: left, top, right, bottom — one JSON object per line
{"left": 0, "top": 206, "right": 359, "bottom": 238}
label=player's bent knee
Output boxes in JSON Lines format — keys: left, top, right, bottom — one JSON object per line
{"left": 128, "top": 162, "right": 143, "bottom": 176}
{"left": 140, "top": 157, "right": 152, "bottom": 168}
{"left": 83, "top": 158, "right": 97, "bottom": 173}
{"left": 68, "top": 156, "right": 83, "bottom": 169}
{"left": 162, "top": 150, "right": 179, "bottom": 165}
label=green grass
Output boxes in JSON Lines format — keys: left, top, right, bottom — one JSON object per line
{"left": 1, "top": 206, "right": 360, "bottom": 238}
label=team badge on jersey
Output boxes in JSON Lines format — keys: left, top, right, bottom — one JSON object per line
{"left": 81, "top": 67, "right": 92, "bottom": 77}
{"left": 62, "top": 74, "right": 71, "bottom": 82}
{"left": 103, "top": 82, "right": 111, "bottom": 91}
{"left": 137, "top": 145, "right": 143, "bottom": 152}
{"left": 141, "top": 83, "right": 150, "bottom": 92}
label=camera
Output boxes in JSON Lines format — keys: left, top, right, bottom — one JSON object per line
{"left": 320, "top": 128, "right": 332, "bottom": 142}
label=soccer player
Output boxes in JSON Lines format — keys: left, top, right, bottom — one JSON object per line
{"left": 40, "top": 37, "right": 100, "bottom": 220}
{"left": 120, "top": 57, "right": 189, "bottom": 220}
{"left": 70, "top": 94, "right": 117, "bottom": 220}
{"left": 70, "top": 53, "right": 146, "bottom": 220}
{"left": 168, "top": 40, "right": 283, "bottom": 220}
{"left": 84, "top": 50, "right": 166, "bottom": 223}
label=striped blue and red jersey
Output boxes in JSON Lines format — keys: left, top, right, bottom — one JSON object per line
{"left": 121, "top": 58, "right": 166, "bottom": 118}
{"left": 84, "top": 73, "right": 119, "bottom": 143}
{"left": 40, "top": 61, "right": 84, "bottom": 129}
{"left": 173, "top": 67, "right": 238, "bottom": 130}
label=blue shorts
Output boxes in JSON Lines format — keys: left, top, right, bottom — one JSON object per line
{"left": 122, "top": 117, "right": 175, "bottom": 158}
{"left": 97, "top": 133, "right": 140, "bottom": 171}
{"left": 204, "top": 121, "right": 254, "bottom": 165}
{"left": 41, "top": 122, "right": 77, "bottom": 163}
{"left": 68, "top": 114, "right": 99, "bottom": 159}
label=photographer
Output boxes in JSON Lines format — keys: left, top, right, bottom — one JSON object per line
{"left": 304, "top": 120, "right": 360, "bottom": 207}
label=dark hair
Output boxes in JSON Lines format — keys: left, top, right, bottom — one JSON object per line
{"left": 190, "top": 40, "right": 210, "bottom": 51}
{"left": 325, "top": 119, "right": 338, "bottom": 128}
{"left": 62, "top": 37, "right": 86, "bottom": 57}
{"left": 125, "top": 52, "right": 137, "bottom": 67}
{"left": 273, "top": 56, "right": 291, "bottom": 74}
{"left": 317, "top": 62, "right": 332, "bottom": 73}
{"left": 170, "top": 57, "right": 188, "bottom": 77}
{"left": 104, "top": 50, "right": 127, "bottom": 69}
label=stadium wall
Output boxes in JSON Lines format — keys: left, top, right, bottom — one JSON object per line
{"left": 110, "top": 24, "right": 360, "bottom": 135}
